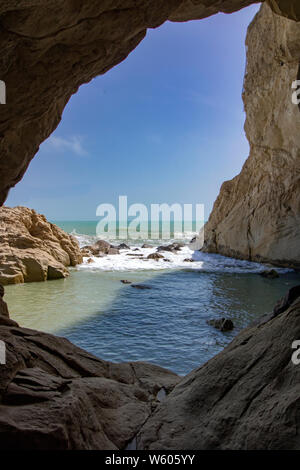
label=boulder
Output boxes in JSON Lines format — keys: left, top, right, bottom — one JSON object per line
{"left": 1, "top": 285, "right": 300, "bottom": 449}
{"left": 147, "top": 253, "right": 164, "bottom": 261}
{"left": 0, "top": 206, "right": 83, "bottom": 285}
{"left": 142, "top": 244, "right": 153, "bottom": 249}
{"left": 138, "top": 289, "right": 300, "bottom": 450}
{"left": 107, "top": 248, "right": 119, "bottom": 255}
{"left": 82, "top": 240, "right": 119, "bottom": 256}
{"left": 157, "top": 245, "right": 176, "bottom": 253}
{"left": 0, "top": 286, "right": 179, "bottom": 450}
{"left": 47, "top": 265, "right": 68, "bottom": 280}
{"left": 118, "top": 243, "right": 130, "bottom": 250}
{"left": 207, "top": 318, "right": 234, "bottom": 332}
{"left": 259, "top": 269, "right": 279, "bottom": 279}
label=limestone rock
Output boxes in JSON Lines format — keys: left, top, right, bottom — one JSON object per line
{"left": 203, "top": 4, "right": 300, "bottom": 269}
{"left": 0, "top": 206, "right": 83, "bottom": 285}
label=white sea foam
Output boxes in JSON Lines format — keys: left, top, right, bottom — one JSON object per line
{"left": 74, "top": 239, "right": 291, "bottom": 274}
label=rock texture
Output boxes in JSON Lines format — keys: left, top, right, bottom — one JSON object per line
{"left": 138, "top": 286, "right": 300, "bottom": 450}
{"left": 0, "top": 299, "right": 180, "bottom": 450}
{"left": 203, "top": 4, "right": 300, "bottom": 269}
{"left": 0, "top": 1, "right": 298, "bottom": 207}
{"left": 0, "top": 284, "right": 299, "bottom": 449}
{"left": 81, "top": 240, "right": 120, "bottom": 257}
{"left": 0, "top": 206, "right": 82, "bottom": 285}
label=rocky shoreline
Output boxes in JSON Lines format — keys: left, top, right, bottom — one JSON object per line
{"left": 0, "top": 0, "right": 299, "bottom": 451}
{"left": 0, "top": 284, "right": 299, "bottom": 449}
{"left": 0, "top": 206, "right": 82, "bottom": 285}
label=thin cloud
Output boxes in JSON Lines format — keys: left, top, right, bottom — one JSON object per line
{"left": 45, "top": 135, "right": 88, "bottom": 157}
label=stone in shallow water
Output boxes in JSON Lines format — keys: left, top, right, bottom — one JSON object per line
{"left": 207, "top": 318, "right": 234, "bottom": 332}
{"left": 147, "top": 253, "right": 164, "bottom": 260}
{"left": 260, "top": 269, "right": 279, "bottom": 279}
{"left": 118, "top": 243, "right": 130, "bottom": 250}
{"left": 131, "top": 284, "right": 152, "bottom": 290}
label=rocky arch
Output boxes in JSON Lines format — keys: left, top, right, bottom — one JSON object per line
{"left": 0, "top": 0, "right": 299, "bottom": 267}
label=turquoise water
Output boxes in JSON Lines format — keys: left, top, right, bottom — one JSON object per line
{"left": 5, "top": 221, "right": 300, "bottom": 376}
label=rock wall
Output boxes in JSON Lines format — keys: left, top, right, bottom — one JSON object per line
{"left": 0, "top": 302, "right": 180, "bottom": 450}
{"left": 0, "top": 206, "right": 82, "bottom": 285}
{"left": 203, "top": 4, "right": 300, "bottom": 269}
{"left": 0, "top": 283, "right": 299, "bottom": 449}
{"left": 0, "top": 1, "right": 298, "bottom": 207}
{"left": 138, "top": 286, "right": 300, "bottom": 450}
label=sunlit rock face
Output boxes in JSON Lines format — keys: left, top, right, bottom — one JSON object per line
{"left": 0, "top": 0, "right": 297, "bottom": 206}
{"left": 0, "top": 1, "right": 298, "bottom": 265}
{"left": 0, "top": 206, "right": 83, "bottom": 285}
{"left": 203, "top": 3, "right": 300, "bottom": 269}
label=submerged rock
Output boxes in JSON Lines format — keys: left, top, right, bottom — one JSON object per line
{"left": 121, "top": 280, "right": 132, "bottom": 284}
{"left": 184, "top": 258, "right": 195, "bottom": 263}
{"left": 131, "top": 284, "right": 152, "bottom": 290}
{"left": 259, "top": 269, "right": 279, "bottom": 279}
{"left": 0, "top": 206, "right": 83, "bottom": 285}
{"left": 207, "top": 318, "right": 234, "bottom": 332}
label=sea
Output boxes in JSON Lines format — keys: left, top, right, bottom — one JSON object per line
{"left": 5, "top": 220, "right": 300, "bottom": 375}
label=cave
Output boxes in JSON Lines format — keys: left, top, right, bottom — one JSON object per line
{"left": 0, "top": 0, "right": 299, "bottom": 451}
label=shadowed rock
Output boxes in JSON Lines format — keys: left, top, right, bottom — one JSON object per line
{"left": 147, "top": 253, "right": 164, "bottom": 261}
{"left": 137, "top": 291, "right": 300, "bottom": 450}
{"left": 260, "top": 269, "right": 279, "bottom": 279}
{"left": 0, "top": 286, "right": 179, "bottom": 450}
{"left": 207, "top": 318, "right": 234, "bottom": 332}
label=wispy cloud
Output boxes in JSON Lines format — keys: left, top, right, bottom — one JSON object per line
{"left": 45, "top": 135, "right": 88, "bottom": 157}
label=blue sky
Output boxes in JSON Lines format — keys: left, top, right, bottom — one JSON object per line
{"left": 7, "top": 4, "right": 260, "bottom": 221}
